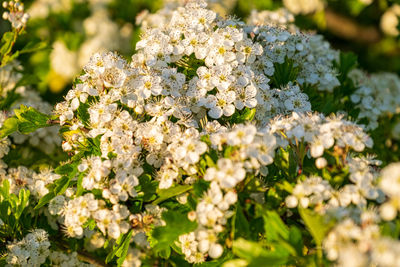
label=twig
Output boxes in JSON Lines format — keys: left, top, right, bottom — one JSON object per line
{"left": 324, "top": 8, "right": 381, "bottom": 43}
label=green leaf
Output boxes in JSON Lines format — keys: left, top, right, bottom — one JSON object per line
{"left": 335, "top": 51, "right": 358, "bottom": 83}
{"left": 0, "top": 90, "right": 20, "bottom": 110}
{"left": 55, "top": 163, "right": 76, "bottom": 176}
{"left": 137, "top": 174, "right": 157, "bottom": 202}
{"left": 53, "top": 176, "right": 71, "bottom": 196}
{"left": 233, "top": 202, "right": 251, "bottom": 239}
{"left": 0, "top": 179, "right": 10, "bottom": 199}
{"left": 151, "top": 208, "right": 197, "bottom": 256}
{"left": 231, "top": 238, "right": 289, "bottom": 266}
{"left": 15, "top": 189, "right": 30, "bottom": 219}
{"left": 0, "top": 117, "right": 18, "bottom": 138}
{"left": 19, "top": 40, "right": 47, "bottom": 54}
{"left": 34, "top": 192, "right": 56, "bottom": 210}
{"left": 6, "top": 105, "right": 52, "bottom": 135}
{"left": 106, "top": 229, "right": 134, "bottom": 265}
{"left": 76, "top": 172, "right": 85, "bottom": 197}
{"left": 271, "top": 58, "right": 299, "bottom": 88}
{"left": 230, "top": 108, "right": 256, "bottom": 123}
{"left": 298, "top": 207, "right": 335, "bottom": 260}
{"left": 193, "top": 179, "right": 210, "bottom": 198}
{"left": 0, "top": 31, "right": 17, "bottom": 58}
{"left": 262, "top": 210, "right": 289, "bottom": 241}
{"left": 154, "top": 184, "right": 193, "bottom": 205}
{"left": 77, "top": 102, "right": 90, "bottom": 127}
{"left": 289, "top": 226, "right": 303, "bottom": 256}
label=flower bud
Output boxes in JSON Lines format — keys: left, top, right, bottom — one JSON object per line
{"left": 315, "top": 157, "right": 327, "bottom": 169}
{"left": 208, "top": 243, "right": 223, "bottom": 259}
{"left": 380, "top": 202, "right": 397, "bottom": 221}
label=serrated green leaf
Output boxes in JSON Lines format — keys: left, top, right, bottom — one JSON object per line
{"left": 151, "top": 208, "right": 197, "bottom": 256}
{"left": 298, "top": 207, "right": 335, "bottom": 259}
{"left": 154, "top": 184, "right": 192, "bottom": 205}
{"left": 289, "top": 226, "right": 303, "bottom": 256}
{"left": 19, "top": 40, "right": 47, "bottom": 54}
{"left": 233, "top": 202, "right": 251, "bottom": 239}
{"left": 15, "top": 189, "right": 30, "bottom": 219}
{"left": 0, "top": 179, "right": 10, "bottom": 199}
{"left": 137, "top": 174, "right": 157, "bottom": 202}
{"left": 263, "top": 210, "right": 289, "bottom": 241}
{"left": 232, "top": 238, "right": 289, "bottom": 266}
{"left": 53, "top": 176, "right": 71, "bottom": 196}
{"left": 34, "top": 192, "right": 56, "bottom": 210}
{"left": 271, "top": 58, "right": 299, "bottom": 88}
{"left": 0, "top": 31, "right": 16, "bottom": 57}
{"left": 0, "top": 117, "right": 18, "bottom": 138}
{"left": 106, "top": 229, "right": 134, "bottom": 265}
{"left": 77, "top": 102, "right": 90, "bottom": 127}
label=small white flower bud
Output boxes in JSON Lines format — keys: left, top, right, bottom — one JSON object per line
{"left": 208, "top": 243, "right": 223, "bottom": 259}
{"left": 380, "top": 202, "right": 397, "bottom": 221}
{"left": 2, "top": 11, "right": 8, "bottom": 20}
{"left": 2, "top": 2, "right": 8, "bottom": 8}
{"left": 285, "top": 195, "right": 298, "bottom": 208}
{"left": 315, "top": 157, "right": 327, "bottom": 169}
{"left": 188, "top": 211, "right": 196, "bottom": 221}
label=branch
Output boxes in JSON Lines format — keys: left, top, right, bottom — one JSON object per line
{"left": 324, "top": 8, "right": 382, "bottom": 43}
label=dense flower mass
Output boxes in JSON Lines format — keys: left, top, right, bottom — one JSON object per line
{"left": 0, "top": 0, "right": 400, "bottom": 266}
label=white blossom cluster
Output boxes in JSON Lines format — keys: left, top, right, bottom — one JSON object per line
{"left": 269, "top": 112, "right": 373, "bottom": 158}
{"left": 379, "top": 162, "right": 400, "bottom": 221}
{"left": 6, "top": 229, "right": 94, "bottom": 267}
{"left": 247, "top": 8, "right": 295, "bottom": 28}
{"left": 2, "top": 0, "right": 29, "bottom": 29}
{"left": 32, "top": 0, "right": 134, "bottom": 90}
{"left": 255, "top": 83, "right": 311, "bottom": 121}
{"left": 323, "top": 213, "right": 400, "bottom": 267}
{"left": 282, "top": 0, "right": 324, "bottom": 15}
{"left": 178, "top": 124, "right": 277, "bottom": 263}
{"left": 350, "top": 69, "right": 400, "bottom": 130}
{"left": 0, "top": 166, "right": 60, "bottom": 198}
{"left": 48, "top": 251, "right": 93, "bottom": 267}
{"left": 48, "top": 1, "right": 383, "bottom": 263}
{"left": 285, "top": 154, "right": 383, "bottom": 212}
{"left": 61, "top": 193, "right": 130, "bottom": 239}
{"left": 5, "top": 229, "right": 50, "bottom": 267}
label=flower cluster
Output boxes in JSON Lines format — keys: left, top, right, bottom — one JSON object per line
{"left": 2, "top": 1, "right": 400, "bottom": 266}
{"left": 323, "top": 214, "right": 400, "bottom": 267}
{"left": 2, "top": 0, "right": 29, "bottom": 29}
{"left": 269, "top": 112, "right": 373, "bottom": 158}
{"left": 379, "top": 162, "right": 400, "bottom": 221}
{"left": 350, "top": 69, "right": 400, "bottom": 130}
{"left": 5, "top": 229, "right": 50, "bottom": 267}
{"left": 282, "top": 0, "right": 324, "bottom": 15}
{"left": 247, "top": 8, "right": 295, "bottom": 28}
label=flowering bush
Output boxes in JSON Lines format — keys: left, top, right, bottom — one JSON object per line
{"left": 0, "top": 0, "right": 400, "bottom": 266}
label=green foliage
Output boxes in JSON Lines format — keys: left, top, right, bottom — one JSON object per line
{"left": 0, "top": 180, "right": 31, "bottom": 242}
{"left": 271, "top": 58, "right": 299, "bottom": 88}
{"left": 334, "top": 51, "right": 358, "bottom": 84}
{"left": 0, "top": 105, "right": 52, "bottom": 138}
{"left": 230, "top": 108, "right": 256, "bottom": 124}
{"left": 227, "top": 238, "right": 289, "bottom": 267}
{"left": 150, "top": 208, "right": 197, "bottom": 257}
{"left": 106, "top": 229, "right": 134, "bottom": 266}
{"left": 298, "top": 208, "right": 336, "bottom": 261}
{"left": 154, "top": 185, "right": 193, "bottom": 205}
